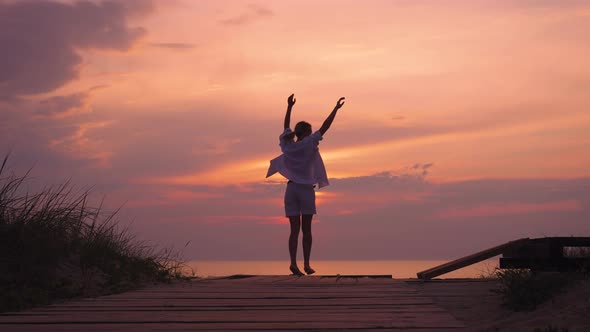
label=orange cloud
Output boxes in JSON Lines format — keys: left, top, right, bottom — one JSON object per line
{"left": 139, "top": 157, "right": 271, "bottom": 186}
{"left": 205, "top": 215, "right": 286, "bottom": 225}
{"left": 48, "top": 120, "right": 113, "bottom": 167}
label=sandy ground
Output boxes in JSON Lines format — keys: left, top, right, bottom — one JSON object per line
{"left": 412, "top": 278, "right": 590, "bottom": 331}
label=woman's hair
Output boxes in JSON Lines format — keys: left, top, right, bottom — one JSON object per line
{"left": 294, "top": 121, "right": 312, "bottom": 139}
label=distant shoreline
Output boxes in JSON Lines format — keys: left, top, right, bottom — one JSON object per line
{"left": 187, "top": 259, "right": 499, "bottom": 279}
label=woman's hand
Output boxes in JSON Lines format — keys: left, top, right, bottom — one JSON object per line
{"left": 288, "top": 94, "right": 296, "bottom": 107}
{"left": 334, "top": 97, "right": 345, "bottom": 110}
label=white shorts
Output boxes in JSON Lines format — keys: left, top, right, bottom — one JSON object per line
{"left": 284, "top": 182, "right": 316, "bottom": 217}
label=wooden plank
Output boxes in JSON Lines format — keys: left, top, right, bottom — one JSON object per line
{"left": 129, "top": 286, "right": 411, "bottom": 291}
{"left": 499, "top": 257, "right": 590, "bottom": 270}
{"left": 91, "top": 293, "right": 418, "bottom": 300}
{"left": 317, "top": 275, "right": 392, "bottom": 279}
{"left": 0, "top": 322, "right": 466, "bottom": 332}
{"left": 20, "top": 298, "right": 436, "bottom": 309}
{"left": 0, "top": 311, "right": 395, "bottom": 322}
{"left": 24, "top": 305, "right": 448, "bottom": 314}
{"left": 208, "top": 274, "right": 394, "bottom": 280}
{"left": 535, "top": 236, "right": 590, "bottom": 247}
{"left": 122, "top": 286, "right": 414, "bottom": 292}
{"left": 417, "top": 238, "right": 529, "bottom": 279}
{"left": 79, "top": 287, "right": 417, "bottom": 295}
{"left": 136, "top": 280, "right": 405, "bottom": 288}
{"left": 0, "top": 313, "right": 457, "bottom": 327}
{"left": 94, "top": 288, "right": 417, "bottom": 298}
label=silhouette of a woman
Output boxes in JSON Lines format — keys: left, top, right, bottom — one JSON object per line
{"left": 267, "top": 94, "right": 345, "bottom": 275}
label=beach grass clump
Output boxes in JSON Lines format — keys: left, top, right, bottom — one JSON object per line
{"left": 0, "top": 156, "right": 188, "bottom": 312}
{"left": 563, "top": 247, "right": 590, "bottom": 273}
{"left": 493, "top": 268, "right": 579, "bottom": 311}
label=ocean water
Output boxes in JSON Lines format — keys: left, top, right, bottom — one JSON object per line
{"left": 186, "top": 260, "right": 499, "bottom": 279}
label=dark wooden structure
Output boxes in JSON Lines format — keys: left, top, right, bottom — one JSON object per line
{"left": 500, "top": 237, "right": 590, "bottom": 271}
{"left": 418, "top": 237, "right": 590, "bottom": 280}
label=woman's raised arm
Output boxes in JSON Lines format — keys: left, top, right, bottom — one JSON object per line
{"left": 319, "top": 97, "right": 345, "bottom": 136}
{"left": 284, "top": 94, "right": 296, "bottom": 129}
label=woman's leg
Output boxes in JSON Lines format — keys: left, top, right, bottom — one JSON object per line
{"left": 288, "top": 216, "right": 303, "bottom": 275}
{"left": 301, "top": 214, "right": 315, "bottom": 274}
{"left": 285, "top": 183, "right": 303, "bottom": 275}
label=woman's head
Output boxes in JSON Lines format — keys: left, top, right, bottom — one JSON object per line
{"left": 294, "top": 121, "right": 312, "bottom": 140}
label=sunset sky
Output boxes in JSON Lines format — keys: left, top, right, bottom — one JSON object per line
{"left": 1, "top": 0, "right": 589, "bottom": 260}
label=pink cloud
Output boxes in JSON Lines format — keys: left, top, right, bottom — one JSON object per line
{"left": 126, "top": 190, "right": 224, "bottom": 208}
{"left": 434, "top": 199, "right": 582, "bottom": 220}
{"left": 219, "top": 4, "right": 273, "bottom": 26}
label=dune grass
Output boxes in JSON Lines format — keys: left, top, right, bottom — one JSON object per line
{"left": 492, "top": 246, "right": 590, "bottom": 311}
{"left": 0, "top": 156, "right": 188, "bottom": 312}
{"left": 493, "top": 268, "right": 587, "bottom": 312}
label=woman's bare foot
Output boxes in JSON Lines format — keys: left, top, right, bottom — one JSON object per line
{"left": 290, "top": 264, "right": 304, "bottom": 276}
{"left": 304, "top": 265, "right": 315, "bottom": 275}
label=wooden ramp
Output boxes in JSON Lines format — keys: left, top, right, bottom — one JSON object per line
{"left": 417, "top": 238, "right": 530, "bottom": 279}
{"left": 0, "top": 276, "right": 465, "bottom": 331}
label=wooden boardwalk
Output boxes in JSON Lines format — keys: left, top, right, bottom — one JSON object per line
{"left": 0, "top": 276, "right": 465, "bottom": 331}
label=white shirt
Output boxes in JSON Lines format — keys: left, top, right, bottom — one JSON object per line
{"left": 266, "top": 128, "right": 329, "bottom": 188}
